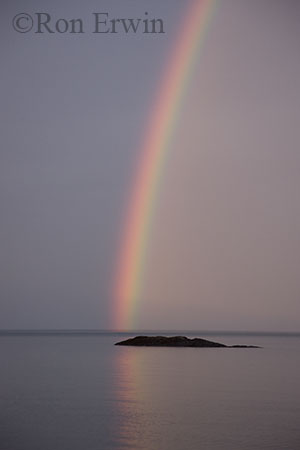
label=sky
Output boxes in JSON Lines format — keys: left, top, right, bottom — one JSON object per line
{"left": 1, "top": 0, "right": 299, "bottom": 331}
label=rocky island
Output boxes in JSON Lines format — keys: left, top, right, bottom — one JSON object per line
{"left": 115, "top": 336, "right": 260, "bottom": 348}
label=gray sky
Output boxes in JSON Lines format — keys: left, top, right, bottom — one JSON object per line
{"left": 1, "top": 0, "right": 299, "bottom": 331}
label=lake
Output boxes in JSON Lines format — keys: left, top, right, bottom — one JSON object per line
{"left": 1, "top": 332, "right": 299, "bottom": 449}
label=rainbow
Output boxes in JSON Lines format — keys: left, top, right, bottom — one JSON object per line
{"left": 113, "top": 0, "right": 217, "bottom": 330}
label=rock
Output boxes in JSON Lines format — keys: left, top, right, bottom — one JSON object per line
{"left": 115, "top": 335, "right": 260, "bottom": 348}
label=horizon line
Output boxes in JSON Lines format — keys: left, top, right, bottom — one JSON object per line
{"left": 0, "top": 328, "right": 299, "bottom": 336}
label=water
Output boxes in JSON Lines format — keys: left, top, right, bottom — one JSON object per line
{"left": 1, "top": 332, "right": 299, "bottom": 450}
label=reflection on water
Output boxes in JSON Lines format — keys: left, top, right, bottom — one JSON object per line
{"left": 112, "top": 337, "right": 300, "bottom": 450}
{"left": 1, "top": 334, "right": 300, "bottom": 450}
{"left": 113, "top": 348, "right": 150, "bottom": 450}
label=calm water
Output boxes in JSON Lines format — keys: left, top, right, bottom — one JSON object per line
{"left": 0, "top": 333, "right": 299, "bottom": 450}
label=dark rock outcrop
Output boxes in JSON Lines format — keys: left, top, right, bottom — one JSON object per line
{"left": 115, "top": 335, "right": 260, "bottom": 348}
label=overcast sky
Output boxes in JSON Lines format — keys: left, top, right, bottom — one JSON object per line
{"left": 1, "top": 0, "right": 299, "bottom": 331}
